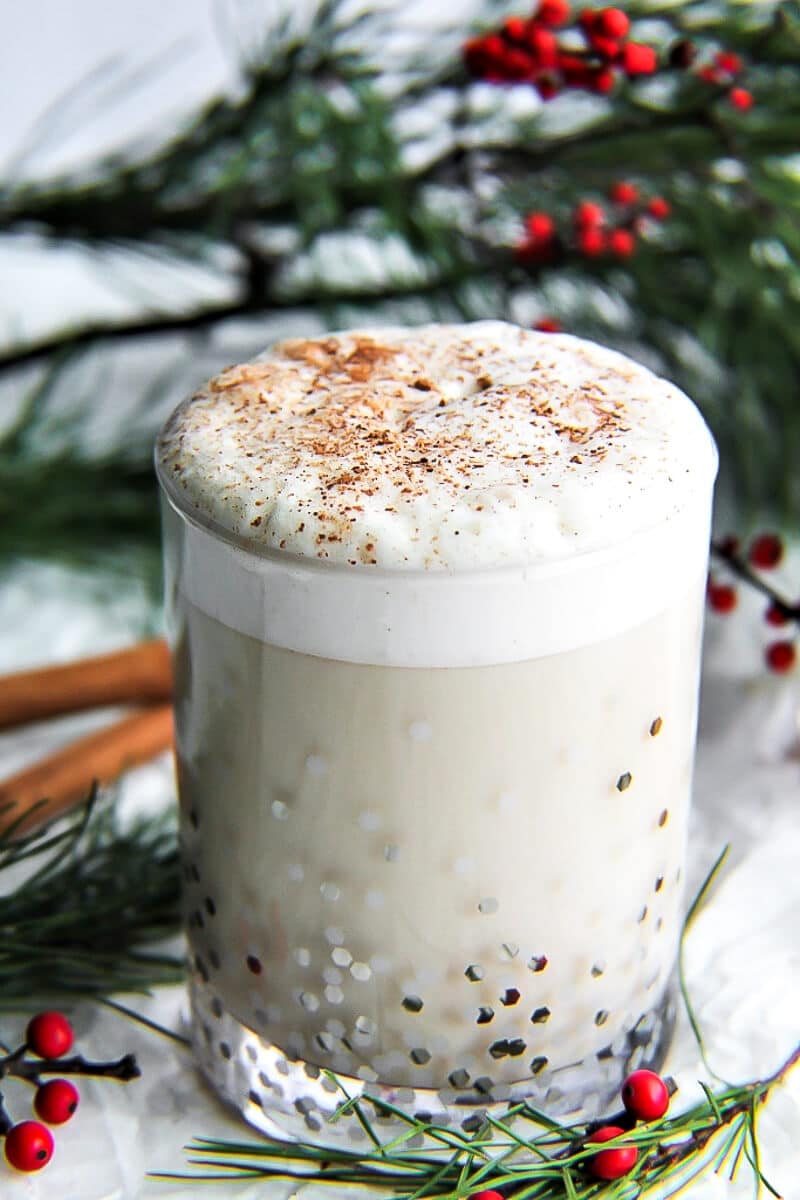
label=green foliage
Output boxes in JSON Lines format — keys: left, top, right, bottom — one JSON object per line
{"left": 158, "top": 845, "right": 796, "bottom": 1197}
{"left": 2, "top": 0, "right": 800, "bottom": 580}
{"left": 0, "top": 790, "right": 182, "bottom": 1006}
{"left": 163, "top": 1052, "right": 797, "bottom": 1197}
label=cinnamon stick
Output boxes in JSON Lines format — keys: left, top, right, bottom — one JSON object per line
{"left": 0, "top": 640, "right": 172, "bottom": 731}
{"left": 0, "top": 705, "right": 174, "bottom": 840}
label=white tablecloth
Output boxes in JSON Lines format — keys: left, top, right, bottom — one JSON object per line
{"left": 0, "top": 559, "right": 798, "bottom": 1198}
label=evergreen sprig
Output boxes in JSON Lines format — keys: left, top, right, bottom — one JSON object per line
{"left": 0, "top": 788, "right": 182, "bottom": 1005}
{"left": 160, "top": 1048, "right": 797, "bottom": 1197}
{"left": 160, "top": 848, "right": 796, "bottom": 1197}
{"left": 2, "top": 0, "right": 800, "bottom": 574}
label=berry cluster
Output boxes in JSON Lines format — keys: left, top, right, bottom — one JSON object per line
{"left": 670, "top": 40, "right": 754, "bottom": 111}
{"left": 709, "top": 532, "right": 798, "bottom": 674}
{"left": 516, "top": 179, "right": 671, "bottom": 267}
{"left": 0, "top": 1011, "right": 140, "bottom": 1173}
{"left": 467, "top": 1069, "right": 670, "bottom": 1196}
{"left": 463, "top": 2, "right": 658, "bottom": 98}
{"left": 586, "top": 1068, "right": 670, "bottom": 1180}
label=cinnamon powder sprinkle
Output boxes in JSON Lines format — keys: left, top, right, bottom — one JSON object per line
{"left": 158, "top": 321, "right": 713, "bottom": 569}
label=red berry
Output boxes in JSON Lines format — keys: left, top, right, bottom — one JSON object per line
{"left": 515, "top": 238, "right": 542, "bottom": 264}
{"left": 622, "top": 42, "right": 658, "bottom": 75}
{"left": 729, "top": 87, "right": 753, "bottom": 111}
{"left": 609, "top": 228, "right": 636, "bottom": 257}
{"left": 765, "top": 602, "right": 790, "bottom": 628}
{"left": 749, "top": 533, "right": 783, "bottom": 570}
{"left": 591, "top": 66, "right": 617, "bottom": 93}
{"left": 610, "top": 181, "right": 639, "bottom": 205}
{"left": 503, "top": 15, "right": 528, "bottom": 42}
{"left": 534, "top": 317, "right": 563, "bottom": 332}
{"left": 648, "top": 196, "right": 671, "bottom": 220}
{"left": 766, "top": 640, "right": 797, "bottom": 674}
{"left": 578, "top": 227, "right": 606, "bottom": 256}
{"left": 621, "top": 1068, "right": 670, "bottom": 1120}
{"left": 697, "top": 64, "right": 722, "bottom": 85}
{"left": 707, "top": 582, "right": 737, "bottom": 614}
{"left": 463, "top": 37, "right": 491, "bottom": 76}
{"left": 588, "top": 1125, "right": 638, "bottom": 1180}
{"left": 464, "top": 33, "right": 508, "bottom": 77}
{"left": 470, "top": 1192, "right": 505, "bottom": 1200}
{"left": 503, "top": 47, "right": 536, "bottom": 81}
{"left": 595, "top": 7, "right": 630, "bottom": 38}
{"left": 560, "top": 53, "right": 592, "bottom": 85}
{"left": 525, "top": 212, "right": 556, "bottom": 241}
{"left": 579, "top": 9, "right": 597, "bottom": 33}
{"left": 34, "top": 1079, "right": 80, "bottom": 1125}
{"left": 588, "top": 33, "right": 621, "bottom": 61}
{"left": 528, "top": 25, "right": 559, "bottom": 68}
{"left": 536, "top": 74, "right": 561, "bottom": 99}
{"left": 484, "top": 35, "right": 507, "bottom": 63}
{"left": 537, "top": 0, "right": 571, "bottom": 28}
{"left": 715, "top": 50, "right": 743, "bottom": 76}
{"left": 516, "top": 231, "right": 558, "bottom": 263}
{"left": 4, "top": 1121, "right": 54, "bottom": 1172}
{"left": 574, "top": 200, "right": 606, "bottom": 228}
{"left": 26, "top": 1011, "right": 74, "bottom": 1060}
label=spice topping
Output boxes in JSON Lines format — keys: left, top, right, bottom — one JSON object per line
{"left": 157, "top": 321, "right": 716, "bottom": 569}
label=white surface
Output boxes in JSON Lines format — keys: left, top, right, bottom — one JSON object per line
{"left": 0, "top": 564, "right": 797, "bottom": 1197}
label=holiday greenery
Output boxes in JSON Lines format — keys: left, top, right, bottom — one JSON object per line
{"left": 152, "top": 846, "right": 795, "bottom": 1198}
{"left": 0, "top": 796, "right": 793, "bottom": 1192}
{"left": 0, "top": 788, "right": 182, "bottom": 1006}
{"left": 1, "top": 1, "right": 799, "bottom": 1190}
{"left": 3, "top": 0, "right": 800, "bottom": 585}
{"left": 164, "top": 1050, "right": 797, "bottom": 1197}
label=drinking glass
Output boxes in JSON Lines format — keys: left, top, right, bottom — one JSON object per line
{"left": 156, "top": 327, "right": 717, "bottom": 1144}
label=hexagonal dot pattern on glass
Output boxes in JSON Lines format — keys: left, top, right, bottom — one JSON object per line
{"left": 177, "top": 586, "right": 701, "bottom": 1133}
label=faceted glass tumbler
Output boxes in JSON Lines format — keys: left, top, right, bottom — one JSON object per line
{"left": 157, "top": 463, "right": 716, "bottom": 1146}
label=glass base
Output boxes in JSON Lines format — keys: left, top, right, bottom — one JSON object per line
{"left": 190, "top": 975, "right": 677, "bottom": 1147}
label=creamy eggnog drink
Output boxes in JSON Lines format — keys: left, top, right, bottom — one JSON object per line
{"left": 156, "top": 322, "right": 717, "bottom": 1143}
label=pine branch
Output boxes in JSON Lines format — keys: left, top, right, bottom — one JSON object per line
{"left": 159, "top": 1046, "right": 799, "bottom": 1196}
{"left": 0, "top": 447, "right": 163, "bottom": 587}
{"left": 0, "top": 303, "right": 261, "bottom": 374}
{"left": 1, "top": 0, "right": 800, "bottom": 558}
{"left": 0, "top": 261, "right": 494, "bottom": 374}
{"left": 0, "top": 789, "right": 182, "bottom": 1005}
{"left": 159, "top": 846, "right": 796, "bottom": 1196}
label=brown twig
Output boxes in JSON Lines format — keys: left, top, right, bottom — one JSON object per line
{"left": 711, "top": 538, "right": 800, "bottom": 622}
{"left": 647, "top": 1042, "right": 800, "bottom": 1174}
{"left": 0, "top": 1052, "right": 140, "bottom": 1085}
{"left": 0, "top": 241, "right": 506, "bottom": 374}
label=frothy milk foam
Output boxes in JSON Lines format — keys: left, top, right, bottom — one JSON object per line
{"left": 157, "top": 322, "right": 717, "bottom": 1132}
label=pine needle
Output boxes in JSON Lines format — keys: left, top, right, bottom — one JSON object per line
{"left": 160, "top": 846, "right": 798, "bottom": 1197}
{"left": 0, "top": 790, "right": 182, "bottom": 1005}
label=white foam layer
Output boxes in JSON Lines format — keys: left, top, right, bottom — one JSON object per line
{"left": 157, "top": 322, "right": 718, "bottom": 572}
{"left": 163, "top": 497, "right": 712, "bottom": 665}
